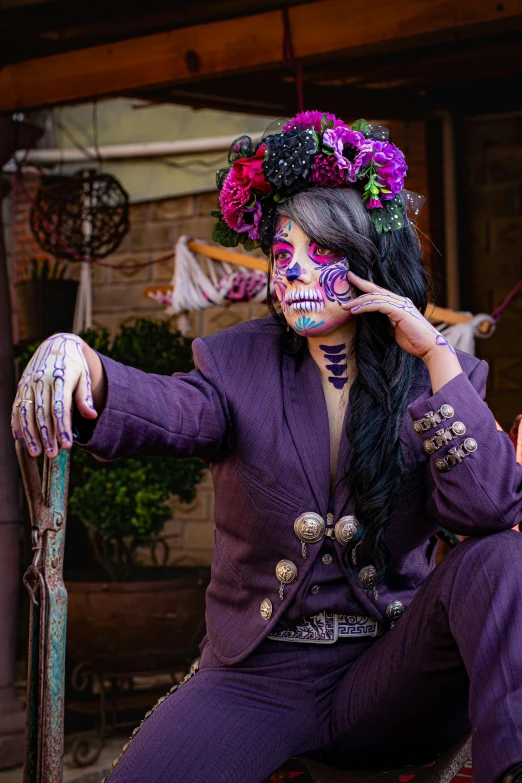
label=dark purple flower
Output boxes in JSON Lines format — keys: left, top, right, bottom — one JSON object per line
{"left": 310, "top": 153, "right": 347, "bottom": 187}
{"left": 236, "top": 199, "right": 262, "bottom": 240}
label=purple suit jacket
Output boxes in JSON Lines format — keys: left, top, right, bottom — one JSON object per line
{"left": 79, "top": 317, "right": 521, "bottom": 664}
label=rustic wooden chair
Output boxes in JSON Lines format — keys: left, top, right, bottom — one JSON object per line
{"left": 270, "top": 730, "right": 472, "bottom": 782}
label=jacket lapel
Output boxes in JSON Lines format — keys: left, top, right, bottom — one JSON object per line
{"left": 282, "top": 351, "right": 331, "bottom": 515}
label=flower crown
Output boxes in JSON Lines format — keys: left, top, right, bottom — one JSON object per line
{"left": 212, "top": 111, "right": 423, "bottom": 255}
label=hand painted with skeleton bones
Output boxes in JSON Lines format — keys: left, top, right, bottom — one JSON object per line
{"left": 343, "top": 271, "right": 455, "bottom": 362}
{"left": 11, "top": 333, "right": 99, "bottom": 457}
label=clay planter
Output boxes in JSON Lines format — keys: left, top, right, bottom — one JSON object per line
{"left": 65, "top": 567, "right": 210, "bottom": 674}
{"left": 16, "top": 279, "right": 79, "bottom": 343}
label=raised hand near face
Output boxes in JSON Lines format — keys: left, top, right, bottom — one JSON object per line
{"left": 342, "top": 271, "right": 455, "bottom": 362}
{"left": 11, "top": 333, "right": 104, "bottom": 458}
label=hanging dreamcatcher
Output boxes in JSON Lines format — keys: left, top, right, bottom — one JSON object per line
{"left": 30, "top": 169, "right": 129, "bottom": 261}
{"left": 29, "top": 169, "right": 129, "bottom": 332}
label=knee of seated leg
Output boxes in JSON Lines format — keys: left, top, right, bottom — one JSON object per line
{"left": 459, "top": 528, "right": 522, "bottom": 566}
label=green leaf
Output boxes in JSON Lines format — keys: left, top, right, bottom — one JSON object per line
{"left": 241, "top": 236, "right": 261, "bottom": 252}
{"left": 212, "top": 219, "right": 241, "bottom": 247}
{"left": 209, "top": 210, "right": 222, "bottom": 219}
{"left": 351, "top": 118, "right": 371, "bottom": 137}
{"left": 273, "top": 193, "right": 287, "bottom": 204}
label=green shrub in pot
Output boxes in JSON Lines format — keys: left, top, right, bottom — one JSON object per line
{"left": 20, "top": 319, "right": 205, "bottom": 582}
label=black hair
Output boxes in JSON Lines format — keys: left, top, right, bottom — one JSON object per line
{"left": 266, "top": 188, "right": 428, "bottom": 579}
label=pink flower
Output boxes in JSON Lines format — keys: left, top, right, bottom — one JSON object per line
{"left": 219, "top": 145, "right": 270, "bottom": 232}
{"left": 310, "top": 153, "right": 347, "bottom": 187}
{"left": 219, "top": 170, "right": 252, "bottom": 232}
{"left": 372, "top": 141, "right": 408, "bottom": 199}
{"left": 283, "top": 111, "right": 345, "bottom": 133}
{"left": 366, "top": 198, "right": 383, "bottom": 209}
{"left": 323, "top": 127, "right": 373, "bottom": 183}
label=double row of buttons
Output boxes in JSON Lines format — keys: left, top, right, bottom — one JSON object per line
{"left": 293, "top": 511, "right": 360, "bottom": 559}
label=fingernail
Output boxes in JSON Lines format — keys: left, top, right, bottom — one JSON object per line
{"left": 46, "top": 447, "right": 55, "bottom": 456}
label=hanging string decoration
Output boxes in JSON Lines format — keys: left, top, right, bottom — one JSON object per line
{"left": 30, "top": 169, "right": 129, "bottom": 261}
{"left": 152, "top": 236, "right": 268, "bottom": 333}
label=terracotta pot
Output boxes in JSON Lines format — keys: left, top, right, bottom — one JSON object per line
{"left": 66, "top": 568, "right": 210, "bottom": 674}
{"left": 16, "top": 279, "right": 79, "bottom": 343}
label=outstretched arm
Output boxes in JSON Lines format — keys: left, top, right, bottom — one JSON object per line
{"left": 12, "top": 334, "right": 231, "bottom": 462}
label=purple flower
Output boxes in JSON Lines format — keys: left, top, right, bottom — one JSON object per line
{"left": 310, "top": 153, "right": 347, "bottom": 187}
{"left": 322, "top": 127, "right": 373, "bottom": 183}
{"left": 366, "top": 197, "right": 383, "bottom": 209}
{"left": 283, "top": 111, "right": 345, "bottom": 133}
{"left": 372, "top": 141, "right": 408, "bottom": 199}
{"left": 236, "top": 199, "right": 262, "bottom": 240}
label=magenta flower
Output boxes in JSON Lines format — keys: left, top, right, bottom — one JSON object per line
{"left": 283, "top": 110, "right": 345, "bottom": 133}
{"left": 219, "top": 170, "right": 252, "bottom": 232}
{"left": 322, "top": 127, "right": 373, "bottom": 183}
{"left": 366, "top": 197, "right": 383, "bottom": 209}
{"left": 372, "top": 141, "right": 408, "bottom": 199}
{"left": 310, "top": 153, "right": 347, "bottom": 187}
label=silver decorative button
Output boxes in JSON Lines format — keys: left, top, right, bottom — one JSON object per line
{"left": 321, "top": 554, "right": 333, "bottom": 565}
{"left": 423, "top": 439, "right": 437, "bottom": 455}
{"left": 276, "top": 559, "right": 298, "bottom": 600}
{"left": 311, "top": 585, "right": 320, "bottom": 595}
{"left": 435, "top": 459, "right": 450, "bottom": 472}
{"left": 334, "top": 515, "right": 360, "bottom": 546}
{"left": 294, "top": 512, "right": 326, "bottom": 559}
{"left": 260, "top": 598, "right": 273, "bottom": 620}
{"left": 413, "top": 420, "right": 424, "bottom": 435}
{"left": 464, "top": 437, "right": 477, "bottom": 453}
{"left": 440, "top": 404, "right": 454, "bottom": 419}
{"left": 451, "top": 421, "right": 466, "bottom": 436}
{"left": 386, "top": 600, "right": 405, "bottom": 622}
{"left": 359, "top": 565, "right": 379, "bottom": 600}
{"left": 359, "top": 565, "right": 377, "bottom": 588}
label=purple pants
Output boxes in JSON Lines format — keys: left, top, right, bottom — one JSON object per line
{"left": 107, "top": 531, "right": 522, "bottom": 783}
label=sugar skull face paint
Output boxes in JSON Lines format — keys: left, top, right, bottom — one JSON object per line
{"left": 271, "top": 218, "right": 355, "bottom": 337}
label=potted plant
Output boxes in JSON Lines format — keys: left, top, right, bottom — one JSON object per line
{"left": 62, "top": 319, "right": 209, "bottom": 675}
{"left": 15, "top": 257, "right": 79, "bottom": 343}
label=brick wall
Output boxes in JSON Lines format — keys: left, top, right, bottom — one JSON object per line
{"left": 9, "top": 119, "right": 430, "bottom": 566}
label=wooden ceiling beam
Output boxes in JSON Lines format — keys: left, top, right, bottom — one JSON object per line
{"left": 0, "top": 0, "right": 520, "bottom": 111}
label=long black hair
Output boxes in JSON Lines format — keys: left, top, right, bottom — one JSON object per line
{"left": 266, "top": 188, "right": 429, "bottom": 578}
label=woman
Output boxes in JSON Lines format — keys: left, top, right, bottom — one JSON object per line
{"left": 12, "top": 112, "right": 522, "bottom": 783}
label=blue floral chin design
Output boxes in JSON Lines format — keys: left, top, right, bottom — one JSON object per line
{"left": 294, "top": 316, "right": 326, "bottom": 333}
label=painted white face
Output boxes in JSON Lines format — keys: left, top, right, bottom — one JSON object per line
{"left": 271, "top": 217, "right": 356, "bottom": 337}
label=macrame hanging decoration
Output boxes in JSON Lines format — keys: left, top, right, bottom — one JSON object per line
{"left": 438, "top": 313, "right": 496, "bottom": 355}
{"left": 30, "top": 169, "right": 129, "bottom": 333}
{"left": 158, "top": 236, "right": 268, "bottom": 333}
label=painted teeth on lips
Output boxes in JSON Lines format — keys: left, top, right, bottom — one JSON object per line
{"left": 286, "top": 288, "right": 323, "bottom": 304}
{"left": 289, "top": 300, "right": 325, "bottom": 312}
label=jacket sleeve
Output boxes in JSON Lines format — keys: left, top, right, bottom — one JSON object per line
{"left": 74, "top": 337, "right": 231, "bottom": 461}
{"left": 406, "top": 360, "right": 522, "bottom": 536}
